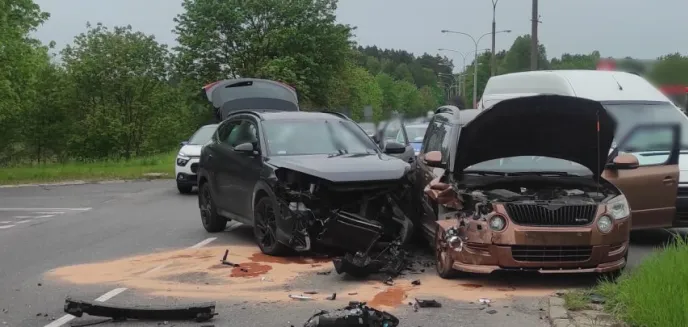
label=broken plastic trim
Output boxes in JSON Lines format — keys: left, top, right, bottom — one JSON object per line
{"left": 303, "top": 301, "right": 399, "bottom": 327}
{"left": 64, "top": 297, "right": 217, "bottom": 322}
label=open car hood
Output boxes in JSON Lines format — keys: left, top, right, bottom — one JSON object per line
{"left": 202, "top": 78, "right": 299, "bottom": 120}
{"left": 453, "top": 95, "right": 617, "bottom": 179}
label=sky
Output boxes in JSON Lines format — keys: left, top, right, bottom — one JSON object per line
{"left": 33, "top": 0, "right": 688, "bottom": 67}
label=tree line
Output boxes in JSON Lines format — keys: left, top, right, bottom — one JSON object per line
{"left": 2, "top": 0, "right": 687, "bottom": 164}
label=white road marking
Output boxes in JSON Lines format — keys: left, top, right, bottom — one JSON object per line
{"left": 13, "top": 216, "right": 32, "bottom": 219}
{"left": 0, "top": 221, "right": 11, "bottom": 224}
{"left": 15, "top": 220, "right": 30, "bottom": 224}
{"left": 34, "top": 212, "right": 65, "bottom": 215}
{"left": 0, "top": 207, "right": 91, "bottom": 211}
{"left": 32, "top": 215, "right": 55, "bottom": 219}
{"left": 43, "top": 238, "right": 217, "bottom": 327}
{"left": 189, "top": 237, "right": 217, "bottom": 249}
{"left": 0, "top": 225, "right": 14, "bottom": 229}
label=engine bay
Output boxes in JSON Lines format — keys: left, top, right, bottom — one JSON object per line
{"left": 273, "top": 168, "right": 414, "bottom": 277}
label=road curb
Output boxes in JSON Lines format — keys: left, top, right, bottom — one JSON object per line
{"left": 548, "top": 292, "right": 628, "bottom": 327}
{"left": 0, "top": 174, "right": 172, "bottom": 189}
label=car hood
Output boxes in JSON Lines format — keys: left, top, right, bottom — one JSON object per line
{"left": 179, "top": 145, "right": 202, "bottom": 157}
{"left": 268, "top": 154, "right": 410, "bottom": 183}
{"left": 453, "top": 95, "right": 617, "bottom": 179}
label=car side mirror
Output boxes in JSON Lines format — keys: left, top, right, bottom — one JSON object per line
{"left": 234, "top": 142, "right": 259, "bottom": 155}
{"left": 372, "top": 134, "right": 380, "bottom": 144}
{"left": 383, "top": 142, "right": 406, "bottom": 154}
{"left": 608, "top": 153, "right": 639, "bottom": 170}
{"left": 180, "top": 141, "right": 189, "bottom": 147}
{"left": 424, "top": 151, "right": 444, "bottom": 168}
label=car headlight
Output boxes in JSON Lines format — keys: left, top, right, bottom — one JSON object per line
{"left": 607, "top": 195, "right": 630, "bottom": 219}
{"left": 176, "top": 151, "right": 190, "bottom": 166}
{"left": 489, "top": 215, "right": 507, "bottom": 231}
{"left": 597, "top": 215, "right": 613, "bottom": 233}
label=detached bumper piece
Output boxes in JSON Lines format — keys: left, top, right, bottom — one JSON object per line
{"left": 64, "top": 297, "right": 217, "bottom": 322}
{"left": 332, "top": 242, "right": 408, "bottom": 278}
{"left": 303, "top": 301, "right": 399, "bottom": 327}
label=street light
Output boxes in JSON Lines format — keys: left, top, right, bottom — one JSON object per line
{"left": 441, "top": 29, "right": 511, "bottom": 106}
{"left": 438, "top": 48, "right": 490, "bottom": 98}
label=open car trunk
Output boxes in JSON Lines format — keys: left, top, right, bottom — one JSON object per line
{"left": 202, "top": 78, "right": 299, "bottom": 121}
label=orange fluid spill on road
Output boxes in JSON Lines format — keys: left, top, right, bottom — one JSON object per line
{"left": 230, "top": 262, "right": 272, "bottom": 278}
{"left": 368, "top": 287, "right": 408, "bottom": 309}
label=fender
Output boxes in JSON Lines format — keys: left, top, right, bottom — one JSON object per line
{"left": 252, "top": 179, "right": 291, "bottom": 245}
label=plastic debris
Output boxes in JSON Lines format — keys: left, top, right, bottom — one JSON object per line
{"left": 326, "top": 293, "right": 337, "bottom": 301}
{"left": 289, "top": 295, "right": 313, "bottom": 301}
{"left": 220, "top": 249, "right": 240, "bottom": 267}
{"left": 303, "top": 301, "right": 399, "bottom": 327}
{"left": 415, "top": 298, "right": 441, "bottom": 308}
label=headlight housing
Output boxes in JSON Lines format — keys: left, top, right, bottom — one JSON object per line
{"left": 607, "top": 195, "right": 630, "bottom": 219}
{"left": 176, "top": 151, "right": 190, "bottom": 166}
{"left": 597, "top": 215, "right": 613, "bottom": 233}
{"left": 489, "top": 215, "right": 507, "bottom": 231}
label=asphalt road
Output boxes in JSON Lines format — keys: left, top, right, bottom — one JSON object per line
{"left": 0, "top": 180, "right": 680, "bottom": 327}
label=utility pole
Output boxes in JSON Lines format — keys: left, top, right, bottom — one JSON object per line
{"left": 491, "top": 0, "right": 499, "bottom": 76}
{"left": 530, "top": 0, "right": 538, "bottom": 70}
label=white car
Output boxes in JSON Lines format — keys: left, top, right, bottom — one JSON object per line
{"left": 175, "top": 124, "right": 218, "bottom": 193}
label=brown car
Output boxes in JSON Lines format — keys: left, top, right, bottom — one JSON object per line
{"left": 411, "top": 95, "right": 681, "bottom": 277}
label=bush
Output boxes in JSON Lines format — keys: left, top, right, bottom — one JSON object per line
{"left": 596, "top": 236, "right": 688, "bottom": 327}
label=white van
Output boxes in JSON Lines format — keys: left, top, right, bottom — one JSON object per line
{"left": 478, "top": 69, "right": 688, "bottom": 228}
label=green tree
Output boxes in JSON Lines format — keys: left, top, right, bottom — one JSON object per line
{"left": 173, "top": 0, "right": 354, "bottom": 106}
{"left": 500, "top": 34, "right": 548, "bottom": 74}
{"left": 649, "top": 53, "right": 688, "bottom": 85}
{"left": 375, "top": 73, "right": 401, "bottom": 116}
{"left": 550, "top": 51, "right": 601, "bottom": 70}
{"left": 393, "top": 63, "right": 414, "bottom": 83}
{"left": 0, "top": 0, "right": 51, "bottom": 162}
{"left": 62, "top": 23, "right": 178, "bottom": 159}
{"left": 395, "top": 80, "right": 423, "bottom": 116}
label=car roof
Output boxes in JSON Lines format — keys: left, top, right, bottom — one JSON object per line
{"left": 482, "top": 70, "right": 669, "bottom": 102}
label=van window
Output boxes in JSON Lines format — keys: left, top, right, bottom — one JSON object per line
{"left": 603, "top": 102, "right": 688, "bottom": 147}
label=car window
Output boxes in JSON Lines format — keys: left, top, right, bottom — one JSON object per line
{"left": 621, "top": 127, "right": 675, "bottom": 167}
{"left": 226, "top": 119, "right": 260, "bottom": 148}
{"left": 217, "top": 120, "right": 242, "bottom": 145}
{"left": 188, "top": 125, "right": 218, "bottom": 145}
{"left": 423, "top": 120, "right": 446, "bottom": 154}
{"left": 262, "top": 119, "right": 377, "bottom": 156}
{"left": 406, "top": 125, "right": 429, "bottom": 143}
{"left": 395, "top": 129, "right": 405, "bottom": 143}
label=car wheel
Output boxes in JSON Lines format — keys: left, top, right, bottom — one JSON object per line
{"left": 199, "top": 183, "right": 227, "bottom": 233}
{"left": 435, "top": 227, "right": 460, "bottom": 279}
{"left": 253, "top": 197, "right": 289, "bottom": 256}
{"left": 177, "top": 183, "right": 193, "bottom": 194}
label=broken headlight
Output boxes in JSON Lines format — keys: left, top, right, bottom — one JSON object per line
{"left": 606, "top": 195, "right": 630, "bottom": 219}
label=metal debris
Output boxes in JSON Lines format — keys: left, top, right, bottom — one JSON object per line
{"left": 220, "top": 249, "right": 240, "bottom": 267}
{"left": 304, "top": 291, "right": 318, "bottom": 295}
{"left": 411, "top": 280, "right": 421, "bottom": 286}
{"left": 486, "top": 309, "right": 498, "bottom": 314}
{"left": 383, "top": 277, "right": 394, "bottom": 286}
{"left": 326, "top": 293, "right": 337, "bottom": 301}
{"left": 479, "top": 298, "right": 491, "bottom": 305}
{"left": 415, "top": 299, "right": 441, "bottom": 308}
{"left": 289, "top": 295, "right": 313, "bottom": 301}
{"left": 316, "top": 270, "right": 332, "bottom": 275}
{"left": 63, "top": 297, "right": 216, "bottom": 322}
{"left": 303, "top": 301, "right": 399, "bottom": 327}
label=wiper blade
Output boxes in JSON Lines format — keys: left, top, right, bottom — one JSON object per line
{"left": 507, "top": 171, "right": 575, "bottom": 177}
{"left": 463, "top": 170, "right": 507, "bottom": 176}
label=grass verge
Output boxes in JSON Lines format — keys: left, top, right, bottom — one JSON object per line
{"left": 574, "top": 236, "right": 688, "bottom": 327}
{"left": 0, "top": 152, "right": 176, "bottom": 185}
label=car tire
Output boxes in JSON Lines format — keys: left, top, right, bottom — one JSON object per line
{"left": 253, "top": 197, "right": 289, "bottom": 256}
{"left": 435, "top": 227, "right": 460, "bottom": 279}
{"left": 198, "top": 182, "right": 227, "bottom": 233}
{"left": 177, "top": 183, "right": 193, "bottom": 194}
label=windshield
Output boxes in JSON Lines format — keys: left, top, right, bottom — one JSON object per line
{"left": 357, "top": 122, "right": 376, "bottom": 135}
{"left": 603, "top": 102, "right": 688, "bottom": 147}
{"left": 188, "top": 125, "right": 218, "bottom": 145}
{"left": 405, "top": 125, "right": 428, "bottom": 143}
{"left": 465, "top": 156, "right": 591, "bottom": 176}
{"left": 263, "top": 120, "right": 378, "bottom": 156}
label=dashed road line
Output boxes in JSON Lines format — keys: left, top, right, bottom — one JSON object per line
{"left": 0, "top": 225, "right": 15, "bottom": 229}
{"left": 43, "top": 237, "right": 217, "bottom": 327}
{"left": 0, "top": 207, "right": 91, "bottom": 211}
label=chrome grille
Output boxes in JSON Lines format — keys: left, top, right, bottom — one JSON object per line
{"left": 511, "top": 245, "right": 592, "bottom": 262}
{"left": 504, "top": 203, "right": 597, "bottom": 226}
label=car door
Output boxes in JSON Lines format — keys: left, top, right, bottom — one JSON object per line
{"left": 212, "top": 119, "right": 244, "bottom": 215}
{"left": 230, "top": 118, "right": 264, "bottom": 221}
{"left": 603, "top": 123, "right": 681, "bottom": 230}
{"left": 415, "top": 116, "right": 452, "bottom": 240}
{"left": 378, "top": 118, "right": 415, "bottom": 163}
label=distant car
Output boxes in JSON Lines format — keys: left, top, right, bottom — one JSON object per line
{"left": 176, "top": 124, "right": 219, "bottom": 194}
{"left": 397, "top": 123, "right": 428, "bottom": 155}
{"left": 375, "top": 119, "right": 416, "bottom": 164}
